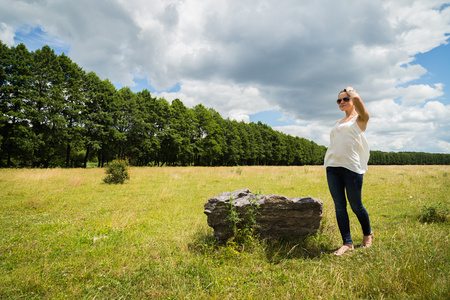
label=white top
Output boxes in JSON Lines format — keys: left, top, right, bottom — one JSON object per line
{"left": 323, "top": 116, "right": 370, "bottom": 174}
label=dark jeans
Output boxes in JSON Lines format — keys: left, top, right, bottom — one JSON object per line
{"left": 326, "top": 167, "right": 372, "bottom": 245}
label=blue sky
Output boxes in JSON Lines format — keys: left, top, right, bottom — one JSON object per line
{"left": 1, "top": 0, "right": 450, "bottom": 153}
{"left": 409, "top": 41, "right": 450, "bottom": 100}
{"left": 14, "top": 26, "right": 70, "bottom": 56}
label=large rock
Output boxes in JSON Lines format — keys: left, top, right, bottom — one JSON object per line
{"left": 204, "top": 188, "right": 323, "bottom": 241}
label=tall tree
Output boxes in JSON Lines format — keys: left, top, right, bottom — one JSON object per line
{"left": 0, "top": 41, "right": 7, "bottom": 158}
{"left": 192, "top": 104, "right": 212, "bottom": 166}
{"left": 0, "top": 43, "right": 35, "bottom": 167}
{"left": 135, "top": 90, "right": 170, "bottom": 166}
{"left": 208, "top": 108, "right": 227, "bottom": 166}
{"left": 248, "top": 123, "right": 264, "bottom": 165}
{"left": 192, "top": 107, "right": 227, "bottom": 166}
{"left": 81, "top": 73, "right": 117, "bottom": 167}
{"left": 30, "top": 45, "right": 65, "bottom": 167}
{"left": 161, "top": 99, "right": 194, "bottom": 166}
{"left": 223, "top": 120, "right": 242, "bottom": 166}
{"left": 152, "top": 96, "right": 170, "bottom": 166}
{"left": 59, "top": 53, "right": 86, "bottom": 167}
{"left": 113, "top": 87, "right": 136, "bottom": 159}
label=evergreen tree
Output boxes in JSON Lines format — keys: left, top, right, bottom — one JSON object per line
{"left": 162, "top": 99, "right": 194, "bottom": 166}
{"left": 81, "top": 73, "right": 117, "bottom": 167}
{"left": 223, "top": 119, "right": 242, "bottom": 166}
{"left": 127, "top": 90, "right": 157, "bottom": 166}
{"left": 141, "top": 91, "right": 170, "bottom": 166}
{"left": 0, "top": 43, "right": 35, "bottom": 167}
{"left": 247, "top": 123, "right": 264, "bottom": 165}
{"left": 192, "top": 104, "right": 227, "bottom": 166}
{"left": 30, "top": 45, "right": 66, "bottom": 167}
{"left": 59, "top": 53, "right": 86, "bottom": 167}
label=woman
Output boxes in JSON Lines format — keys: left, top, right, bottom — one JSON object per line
{"left": 324, "top": 87, "right": 374, "bottom": 256}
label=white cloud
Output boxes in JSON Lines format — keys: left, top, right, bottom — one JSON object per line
{"left": 394, "top": 84, "right": 444, "bottom": 105}
{"left": 230, "top": 114, "right": 250, "bottom": 123}
{"left": 366, "top": 99, "right": 450, "bottom": 152}
{"left": 0, "top": 22, "right": 14, "bottom": 46}
{"left": 1, "top": 0, "right": 450, "bottom": 153}
{"left": 274, "top": 123, "right": 332, "bottom": 148}
{"left": 274, "top": 97, "right": 450, "bottom": 154}
{"left": 154, "top": 79, "right": 277, "bottom": 120}
{"left": 384, "top": 0, "right": 450, "bottom": 54}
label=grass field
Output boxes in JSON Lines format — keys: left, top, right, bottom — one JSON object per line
{"left": 0, "top": 165, "right": 449, "bottom": 299}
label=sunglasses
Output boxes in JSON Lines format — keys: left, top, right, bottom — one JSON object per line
{"left": 336, "top": 97, "right": 350, "bottom": 105}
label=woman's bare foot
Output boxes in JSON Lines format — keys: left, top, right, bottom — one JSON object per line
{"left": 361, "top": 232, "right": 374, "bottom": 248}
{"left": 333, "top": 244, "right": 354, "bottom": 256}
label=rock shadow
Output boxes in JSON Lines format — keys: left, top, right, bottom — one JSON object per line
{"left": 188, "top": 228, "right": 334, "bottom": 263}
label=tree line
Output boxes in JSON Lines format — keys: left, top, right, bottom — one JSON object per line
{"left": 369, "top": 151, "right": 449, "bottom": 165}
{"left": 0, "top": 42, "right": 328, "bottom": 167}
{"left": 0, "top": 42, "right": 448, "bottom": 168}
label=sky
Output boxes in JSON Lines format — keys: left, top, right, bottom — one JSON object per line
{"left": 1, "top": 0, "right": 449, "bottom": 154}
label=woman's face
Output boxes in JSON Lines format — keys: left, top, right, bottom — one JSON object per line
{"left": 337, "top": 92, "right": 353, "bottom": 111}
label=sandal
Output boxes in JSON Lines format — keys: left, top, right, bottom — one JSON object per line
{"left": 361, "top": 232, "right": 374, "bottom": 248}
{"left": 333, "top": 244, "right": 354, "bottom": 256}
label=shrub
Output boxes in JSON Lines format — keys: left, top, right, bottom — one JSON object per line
{"left": 103, "top": 159, "right": 130, "bottom": 184}
{"left": 418, "top": 203, "right": 448, "bottom": 223}
{"left": 225, "top": 194, "right": 260, "bottom": 250}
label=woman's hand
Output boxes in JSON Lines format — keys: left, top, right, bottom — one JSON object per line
{"left": 345, "top": 87, "right": 355, "bottom": 95}
{"left": 345, "top": 87, "right": 370, "bottom": 131}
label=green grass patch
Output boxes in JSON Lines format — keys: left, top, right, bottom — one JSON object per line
{"left": 0, "top": 166, "right": 449, "bottom": 298}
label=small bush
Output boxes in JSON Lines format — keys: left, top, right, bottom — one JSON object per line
{"left": 418, "top": 203, "right": 448, "bottom": 223}
{"left": 103, "top": 159, "right": 130, "bottom": 184}
{"left": 225, "top": 195, "right": 260, "bottom": 250}
{"left": 225, "top": 197, "right": 242, "bottom": 237}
